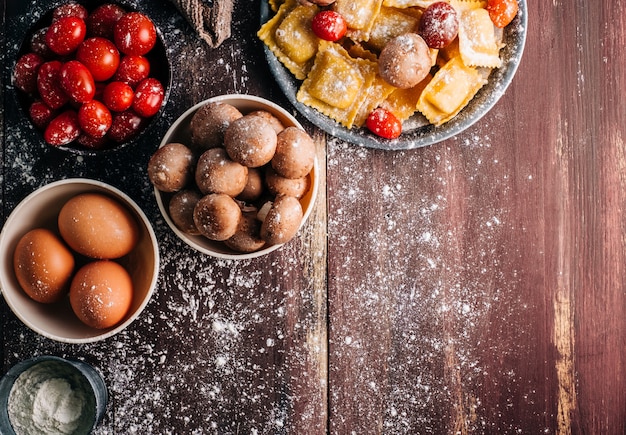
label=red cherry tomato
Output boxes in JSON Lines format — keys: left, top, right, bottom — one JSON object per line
{"left": 52, "top": 3, "right": 88, "bottom": 21}
{"left": 87, "top": 3, "right": 126, "bottom": 39}
{"left": 108, "top": 110, "right": 145, "bottom": 142}
{"left": 30, "top": 28, "right": 54, "bottom": 58}
{"left": 29, "top": 100, "right": 58, "bottom": 130}
{"left": 44, "top": 110, "right": 81, "bottom": 146}
{"left": 14, "top": 53, "right": 44, "bottom": 93}
{"left": 78, "top": 100, "right": 112, "bottom": 138}
{"left": 366, "top": 108, "right": 402, "bottom": 139}
{"left": 102, "top": 81, "right": 134, "bottom": 112}
{"left": 486, "top": 0, "right": 519, "bottom": 28}
{"left": 132, "top": 78, "right": 164, "bottom": 117}
{"left": 311, "top": 11, "right": 347, "bottom": 42}
{"left": 76, "top": 132, "right": 111, "bottom": 149}
{"left": 59, "top": 60, "right": 96, "bottom": 103}
{"left": 45, "top": 16, "right": 86, "bottom": 56}
{"left": 37, "top": 61, "right": 69, "bottom": 109}
{"left": 114, "top": 12, "right": 157, "bottom": 56}
{"left": 114, "top": 55, "right": 150, "bottom": 87}
{"left": 76, "top": 37, "right": 120, "bottom": 81}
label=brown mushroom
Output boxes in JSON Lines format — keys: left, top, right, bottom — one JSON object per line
{"left": 224, "top": 211, "right": 266, "bottom": 253}
{"left": 271, "top": 127, "right": 316, "bottom": 179}
{"left": 237, "top": 167, "right": 264, "bottom": 203}
{"left": 190, "top": 101, "right": 243, "bottom": 152}
{"left": 247, "top": 110, "right": 285, "bottom": 134}
{"left": 168, "top": 190, "right": 202, "bottom": 235}
{"left": 224, "top": 114, "right": 277, "bottom": 168}
{"left": 147, "top": 142, "right": 195, "bottom": 192}
{"left": 193, "top": 193, "right": 242, "bottom": 241}
{"left": 259, "top": 195, "right": 303, "bottom": 246}
{"left": 265, "top": 166, "right": 310, "bottom": 199}
{"left": 378, "top": 33, "right": 431, "bottom": 89}
{"left": 195, "top": 148, "right": 248, "bottom": 197}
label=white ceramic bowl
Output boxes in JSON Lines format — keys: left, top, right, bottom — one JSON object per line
{"left": 0, "top": 179, "right": 159, "bottom": 343}
{"left": 154, "top": 94, "right": 319, "bottom": 260}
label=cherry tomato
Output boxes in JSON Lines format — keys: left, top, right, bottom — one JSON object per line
{"left": 14, "top": 53, "right": 44, "bottom": 93}
{"left": 78, "top": 100, "right": 112, "bottom": 138}
{"left": 366, "top": 108, "right": 402, "bottom": 139}
{"left": 45, "top": 16, "right": 86, "bottom": 56}
{"left": 52, "top": 3, "right": 88, "bottom": 21}
{"left": 29, "top": 100, "right": 58, "bottom": 130}
{"left": 419, "top": 2, "right": 459, "bottom": 49}
{"left": 37, "top": 61, "right": 70, "bottom": 109}
{"left": 114, "top": 12, "right": 157, "bottom": 56}
{"left": 311, "top": 11, "right": 347, "bottom": 42}
{"left": 487, "top": 0, "right": 519, "bottom": 28}
{"left": 132, "top": 78, "right": 164, "bottom": 117}
{"left": 76, "top": 37, "right": 120, "bottom": 81}
{"left": 114, "top": 55, "right": 150, "bottom": 87}
{"left": 59, "top": 60, "right": 96, "bottom": 103}
{"left": 87, "top": 3, "right": 126, "bottom": 39}
{"left": 108, "top": 110, "right": 145, "bottom": 142}
{"left": 102, "top": 81, "right": 134, "bottom": 112}
{"left": 44, "top": 110, "right": 81, "bottom": 146}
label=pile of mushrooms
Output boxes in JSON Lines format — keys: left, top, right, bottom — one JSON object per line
{"left": 148, "top": 101, "right": 316, "bottom": 253}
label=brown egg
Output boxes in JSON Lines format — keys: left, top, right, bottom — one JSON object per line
{"left": 69, "top": 260, "right": 133, "bottom": 329}
{"left": 13, "top": 228, "right": 75, "bottom": 303}
{"left": 58, "top": 193, "right": 139, "bottom": 259}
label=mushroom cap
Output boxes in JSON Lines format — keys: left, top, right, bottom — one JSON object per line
{"left": 265, "top": 166, "right": 310, "bottom": 199}
{"left": 190, "top": 102, "right": 242, "bottom": 152}
{"left": 247, "top": 110, "right": 285, "bottom": 134}
{"left": 260, "top": 195, "right": 304, "bottom": 245}
{"left": 271, "top": 127, "right": 316, "bottom": 179}
{"left": 193, "top": 193, "right": 242, "bottom": 241}
{"left": 148, "top": 142, "right": 195, "bottom": 193}
{"left": 224, "top": 115, "right": 278, "bottom": 168}
{"left": 169, "top": 189, "right": 202, "bottom": 235}
{"left": 378, "top": 33, "right": 431, "bottom": 89}
{"left": 237, "top": 167, "right": 264, "bottom": 203}
{"left": 224, "top": 211, "right": 266, "bottom": 253}
{"left": 195, "top": 147, "right": 248, "bottom": 197}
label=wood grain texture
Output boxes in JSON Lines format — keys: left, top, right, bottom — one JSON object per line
{"left": 1, "top": 0, "right": 625, "bottom": 433}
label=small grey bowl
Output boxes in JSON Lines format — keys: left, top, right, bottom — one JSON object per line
{"left": 0, "top": 356, "right": 107, "bottom": 434}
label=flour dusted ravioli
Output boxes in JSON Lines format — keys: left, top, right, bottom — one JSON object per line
{"left": 333, "top": 0, "right": 383, "bottom": 41}
{"left": 297, "top": 42, "right": 378, "bottom": 128}
{"left": 417, "top": 56, "right": 486, "bottom": 125}
{"left": 380, "top": 75, "right": 432, "bottom": 121}
{"left": 257, "top": 0, "right": 320, "bottom": 80}
{"left": 383, "top": 0, "right": 442, "bottom": 7}
{"left": 367, "top": 6, "right": 421, "bottom": 51}
{"left": 455, "top": 2, "right": 503, "bottom": 67}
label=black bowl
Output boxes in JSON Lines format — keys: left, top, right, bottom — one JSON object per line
{"left": 11, "top": 0, "right": 172, "bottom": 156}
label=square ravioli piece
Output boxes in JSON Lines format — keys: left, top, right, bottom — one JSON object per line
{"left": 455, "top": 4, "right": 504, "bottom": 68}
{"left": 258, "top": 0, "right": 320, "bottom": 80}
{"left": 297, "top": 42, "right": 378, "bottom": 128}
{"left": 416, "top": 56, "right": 487, "bottom": 126}
{"left": 333, "top": 0, "right": 383, "bottom": 42}
{"left": 367, "top": 6, "right": 421, "bottom": 52}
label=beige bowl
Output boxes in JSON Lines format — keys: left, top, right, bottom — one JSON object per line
{"left": 0, "top": 179, "right": 159, "bottom": 343}
{"left": 154, "top": 94, "right": 319, "bottom": 260}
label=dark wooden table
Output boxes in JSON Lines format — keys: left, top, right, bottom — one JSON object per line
{"left": 2, "top": 0, "right": 625, "bottom": 433}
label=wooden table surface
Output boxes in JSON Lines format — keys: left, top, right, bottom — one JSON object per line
{"left": 2, "top": 0, "right": 625, "bottom": 433}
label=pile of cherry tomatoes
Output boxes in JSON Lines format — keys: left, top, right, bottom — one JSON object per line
{"left": 13, "top": 2, "right": 167, "bottom": 150}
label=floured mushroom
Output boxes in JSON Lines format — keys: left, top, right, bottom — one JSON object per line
{"left": 248, "top": 110, "right": 285, "bottom": 134}
{"left": 190, "top": 101, "right": 242, "bottom": 152}
{"left": 193, "top": 193, "right": 242, "bottom": 241}
{"left": 378, "top": 33, "right": 431, "bottom": 89}
{"left": 224, "top": 114, "right": 277, "bottom": 168}
{"left": 195, "top": 147, "right": 248, "bottom": 197}
{"left": 237, "top": 167, "right": 264, "bottom": 202}
{"left": 148, "top": 142, "right": 195, "bottom": 192}
{"left": 265, "top": 166, "right": 310, "bottom": 199}
{"left": 224, "top": 211, "right": 266, "bottom": 253}
{"left": 259, "top": 195, "right": 303, "bottom": 245}
{"left": 169, "top": 190, "right": 202, "bottom": 235}
{"left": 271, "top": 127, "right": 316, "bottom": 179}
